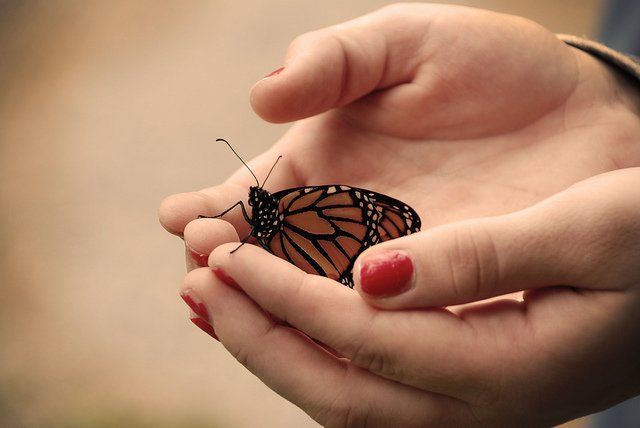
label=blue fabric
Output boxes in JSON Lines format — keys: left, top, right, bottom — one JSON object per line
{"left": 592, "top": 395, "right": 640, "bottom": 427}
{"left": 600, "top": 0, "right": 640, "bottom": 56}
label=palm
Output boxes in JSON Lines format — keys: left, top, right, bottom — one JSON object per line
{"left": 247, "top": 4, "right": 638, "bottom": 230}
{"left": 267, "top": 88, "right": 634, "bottom": 231}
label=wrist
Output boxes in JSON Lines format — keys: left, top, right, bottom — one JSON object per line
{"left": 559, "top": 35, "right": 640, "bottom": 117}
{"left": 600, "top": 54, "right": 640, "bottom": 117}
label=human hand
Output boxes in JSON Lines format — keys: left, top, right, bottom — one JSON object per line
{"left": 182, "top": 167, "right": 640, "bottom": 427}
{"left": 159, "top": 3, "right": 640, "bottom": 426}
{"left": 160, "top": 3, "right": 640, "bottom": 253}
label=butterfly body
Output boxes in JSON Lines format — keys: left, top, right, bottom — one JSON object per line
{"left": 247, "top": 186, "right": 284, "bottom": 242}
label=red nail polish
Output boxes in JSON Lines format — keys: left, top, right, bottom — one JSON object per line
{"left": 190, "top": 317, "right": 219, "bottom": 341}
{"left": 359, "top": 251, "right": 413, "bottom": 297}
{"left": 187, "top": 247, "right": 209, "bottom": 267}
{"left": 264, "top": 66, "right": 284, "bottom": 78}
{"left": 212, "top": 267, "right": 240, "bottom": 289}
{"left": 180, "top": 290, "right": 209, "bottom": 321}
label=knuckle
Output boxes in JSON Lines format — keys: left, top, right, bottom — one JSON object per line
{"left": 281, "top": 273, "right": 317, "bottom": 324}
{"left": 350, "top": 340, "right": 387, "bottom": 375}
{"left": 287, "top": 33, "right": 306, "bottom": 53}
{"left": 229, "top": 344, "right": 250, "bottom": 369}
{"left": 319, "top": 387, "right": 371, "bottom": 428}
{"left": 229, "top": 321, "right": 279, "bottom": 371}
{"left": 323, "top": 405, "right": 371, "bottom": 428}
{"left": 287, "top": 30, "right": 324, "bottom": 55}
{"left": 377, "top": 2, "right": 412, "bottom": 16}
{"left": 344, "top": 314, "right": 398, "bottom": 380}
{"left": 447, "top": 223, "right": 500, "bottom": 301}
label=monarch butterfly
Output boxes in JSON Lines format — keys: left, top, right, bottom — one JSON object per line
{"left": 202, "top": 139, "right": 421, "bottom": 287}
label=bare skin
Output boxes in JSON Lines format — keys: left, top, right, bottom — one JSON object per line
{"left": 159, "top": 4, "right": 640, "bottom": 426}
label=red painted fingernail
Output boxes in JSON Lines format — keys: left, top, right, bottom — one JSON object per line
{"left": 187, "top": 246, "right": 209, "bottom": 267}
{"left": 212, "top": 267, "right": 240, "bottom": 290}
{"left": 264, "top": 66, "right": 284, "bottom": 78}
{"left": 190, "top": 317, "right": 219, "bottom": 341}
{"left": 180, "top": 289, "right": 209, "bottom": 321}
{"left": 359, "top": 250, "right": 414, "bottom": 297}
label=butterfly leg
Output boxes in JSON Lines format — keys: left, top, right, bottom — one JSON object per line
{"left": 198, "top": 201, "right": 252, "bottom": 223}
{"left": 255, "top": 238, "right": 271, "bottom": 252}
{"left": 230, "top": 230, "right": 254, "bottom": 254}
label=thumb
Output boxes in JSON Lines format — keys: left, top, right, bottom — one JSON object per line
{"left": 353, "top": 169, "right": 640, "bottom": 309}
{"left": 249, "top": 6, "right": 427, "bottom": 123}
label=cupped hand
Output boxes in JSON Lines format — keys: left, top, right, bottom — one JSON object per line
{"left": 159, "top": 3, "right": 640, "bottom": 426}
{"left": 160, "top": 3, "right": 639, "bottom": 246}
{"left": 184, "top": 167, "right": 640, "bottom": 426}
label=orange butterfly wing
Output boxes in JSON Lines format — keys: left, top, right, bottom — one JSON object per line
{"left": 263, "top": 185, "right": 421, "bottom": 287}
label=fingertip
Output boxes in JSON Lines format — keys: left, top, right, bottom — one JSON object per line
{"left": 184, "top": 218, "right": 239, "bottom": 254}
{"left": 158, "top": 192, "right": 212, "bottom": 237}
{"left": 353, "top": 248, "right": 415, "bottom": 307}
{"left": 183, "top": 218, "right": 239, "bottom": 269}
{"left": 181, "top": 266, "right": 216, "bottom": 294}
{"left": 158, "top": 194, "right": 187, "bottom": 236}
{"left": 250, "top": 32, "right": 355, "bottom": 123}
{"left": 250, "top": 68, "right": 301, "bottom": 123}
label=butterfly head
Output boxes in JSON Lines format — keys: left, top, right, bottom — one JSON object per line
{"left": 248, "top": 186, "right": 271, "bottom": 207}
{"left": 214, "top": 138, "right": 284, "bottom": 240}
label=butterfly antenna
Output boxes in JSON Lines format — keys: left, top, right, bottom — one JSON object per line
{"left": 216, "top": 138, "right": 259, "bottom": 186}
{"left": 261, "top": 155, "right": 283, "bottom": 188}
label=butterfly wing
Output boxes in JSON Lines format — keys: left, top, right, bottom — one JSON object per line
{"left": 263, "top": 185, "right": 421, "bottom": 287}
{"left": 366, "top": 191, "right": 421, "bottom": 241}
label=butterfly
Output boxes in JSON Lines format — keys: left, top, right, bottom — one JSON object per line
{"left": 202, "top": 139, "right": 422, "bottom": 288}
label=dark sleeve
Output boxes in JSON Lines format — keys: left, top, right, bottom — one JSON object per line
{"left": 557, "top": 34, "right": 640, "bottom": 84}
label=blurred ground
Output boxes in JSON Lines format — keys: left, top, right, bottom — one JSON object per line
{"left": 0, "top": 1, "right": 602, "bottom": 427}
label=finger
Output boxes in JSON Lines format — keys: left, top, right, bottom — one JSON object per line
{"left": 158, "top": 147, "right": 299, "bottom": 237}
{"left": 250, "top": 4, "right": 433, "bottom": 123}
{"left": 353, "top": 168, "right": 640, "bottom": 309}
{"left": 181, "top": 268, "right": 471, "bottom": 427}
{"left": 209, "top": 244, "right": 489, "bottom": 402}
{"left": 159, "top": 186, "right": 242, "bottom": 237}
{"left": 184, "top": 218, "right": 239, "bottom": 270}
{"left": 252, "top": 4, "right": 577, "bottom": 139}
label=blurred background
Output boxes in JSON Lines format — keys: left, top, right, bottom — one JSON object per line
{"left": 1, "top": 1, "right": 637, "bottom": 427}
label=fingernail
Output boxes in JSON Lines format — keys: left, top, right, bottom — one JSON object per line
{"left": 190, "top": 316, "right": 219, "bottom": 341}
{"left": 212, "top": 267, "right": 240, "bottom": 290}
{"left": 187, "top": 245, "right": 209, "bottom": 267}
{"left": 264, "top": 66, "right": 284, "bottom": 78}
{"left": 359, "top": 250, "right": 413, "bottom": 297}
{"left": 181, "top": 290, "right": 220, "bottom": 341}
{"left": 180, "top": 289, "right": 209, "bottom": 321}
